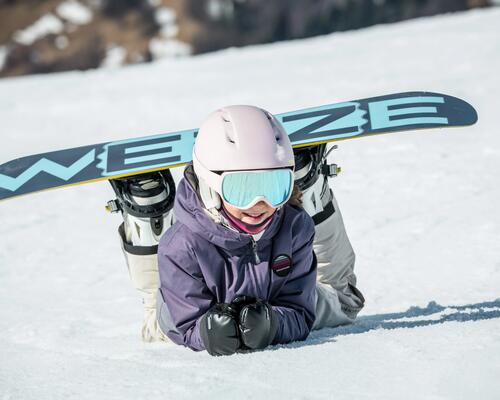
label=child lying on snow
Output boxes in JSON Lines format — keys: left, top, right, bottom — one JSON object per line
{"left": 109, "top": 105, "right": 365, "bottom": 355}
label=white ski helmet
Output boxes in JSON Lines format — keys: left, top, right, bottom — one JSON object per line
{"left": 192, "top": 105, "right": 295, "bottom": 210}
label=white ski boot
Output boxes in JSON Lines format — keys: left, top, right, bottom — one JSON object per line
{"left": 108, "top": 170, "right": 176, "bottom": 342}
{"left": 294, "top": 144, "right": 365, "bottom": 329}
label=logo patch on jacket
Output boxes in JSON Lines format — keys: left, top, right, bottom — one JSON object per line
{"left": 271, "top": 254, "right": 292, "bottom": 277}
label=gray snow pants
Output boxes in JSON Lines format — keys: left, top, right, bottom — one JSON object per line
{"left": 311, "top": 189, "right": 365, "bottom": 329}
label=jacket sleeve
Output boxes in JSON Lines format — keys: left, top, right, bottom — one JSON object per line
{"left": 157, "top": 226, "right": 214, "bottom": 351}
{"left": 271, "top": 212, "right": 317, "bottom": 344}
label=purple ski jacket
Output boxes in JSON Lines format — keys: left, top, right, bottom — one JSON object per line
{"left": 157, "top": 166, "right": 317, "bottom": 351}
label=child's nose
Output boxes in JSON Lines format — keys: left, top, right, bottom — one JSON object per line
{"left": 252, "top": 201, "right": 272, "bottom": 211}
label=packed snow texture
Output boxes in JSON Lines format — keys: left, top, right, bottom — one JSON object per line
{"left": 1, "top": 8, "right": 499, "bottom": 400}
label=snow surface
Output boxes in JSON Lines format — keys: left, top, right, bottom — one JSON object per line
{"left": 149, "top": 37, "right": 191, "bottom": 59}
{"left": 56, "top": 0, "right": 93, "bottom": 26}
{"left": 150, "top": 6, "right": 189, "bottom": 59}
{"left": 1, "top": 8, "right": 500, "bottom": 400}
{"left": 13, "top": 13, "right": 65, "bottom": 46}
{"left": 0, "top": 46, "right": 7, "bottom": 71}
{"left": 55, "top": 35, "right": 69, "bottom": 50}
{"left": 101, "top": 46, "right": 127, "bottom": 69}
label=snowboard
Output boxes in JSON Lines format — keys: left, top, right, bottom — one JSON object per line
{"left": 0, "top": 91, "right": 477, "bottom": 202}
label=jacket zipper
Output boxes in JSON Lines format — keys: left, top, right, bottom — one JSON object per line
{"left": 250, "top": 236, "right": 261, "bottom": 264}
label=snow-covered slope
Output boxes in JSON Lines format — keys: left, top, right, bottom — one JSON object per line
{"left": 1, "top": 8, "right": 499, "bottom": 400}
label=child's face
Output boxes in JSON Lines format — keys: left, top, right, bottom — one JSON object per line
{"left": 223, "top": 200, "right": 276, "bottom": 225}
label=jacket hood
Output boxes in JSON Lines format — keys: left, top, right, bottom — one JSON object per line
{"left": 172, "top": 164, "right": 284, "bottom": 251}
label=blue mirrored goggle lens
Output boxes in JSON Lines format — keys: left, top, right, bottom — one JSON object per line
{"left": 222, "top": 169, "right": 293, "bottom": 209}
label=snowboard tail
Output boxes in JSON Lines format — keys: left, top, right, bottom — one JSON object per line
{"left": 0, "top": 92, "right": 477, "bottom": 201}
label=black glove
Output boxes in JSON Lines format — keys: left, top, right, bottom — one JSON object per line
{"left": 234, "top": 297, "right": 278, "bottom": 350}
{"left": 230, "top": 295, "right": 258, "bottom": 315}
{"left": 199, "top": 303, "right": 241, "bottom": 356}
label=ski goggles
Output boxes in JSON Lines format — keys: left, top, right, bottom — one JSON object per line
{"left": 217, "top": 168, "right": 294, "bottom": 210}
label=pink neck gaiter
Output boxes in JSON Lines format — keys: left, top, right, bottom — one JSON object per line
{"left": 221, "top": 205, "right": 274, "bottom": 235}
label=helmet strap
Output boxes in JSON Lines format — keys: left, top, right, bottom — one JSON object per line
{"left": 198, "top": 177, "right": 222, "bottom": 211}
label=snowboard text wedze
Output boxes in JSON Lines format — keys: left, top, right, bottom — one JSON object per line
{"left": 0, "top": 92, "right": 478, "bottom": 201}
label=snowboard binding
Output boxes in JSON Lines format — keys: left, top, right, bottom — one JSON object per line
{"left": 107, "top": 170, "right": 176, "bottom": 343}
{"left": 107, "top": 170, "right": 176, "bottom": 248}
{"left": 293, "top": 143, "right": 340, "bottom": 191}
{"left": 293, "top": 143, "right": 340, "bottom": 225}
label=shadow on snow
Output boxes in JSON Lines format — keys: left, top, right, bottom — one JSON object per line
{"left": 288, "top": 298, "right": 500, "bottom": 348}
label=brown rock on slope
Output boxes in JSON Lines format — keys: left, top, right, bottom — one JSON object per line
{"left": 0, "top": 0, "right": 492, "bottom": 78}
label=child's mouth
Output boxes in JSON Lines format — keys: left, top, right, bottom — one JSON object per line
{"left": 242, "top": 212, "right": 265, "bottom": 223}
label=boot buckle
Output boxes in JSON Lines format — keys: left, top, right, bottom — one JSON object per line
{"left": 321, "top": 163, "right": 341, "bottom": 178}
{"left": 105, "top": 199, "right": 122, "bottom": 213}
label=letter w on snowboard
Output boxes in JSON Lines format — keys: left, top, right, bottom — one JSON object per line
{"left": 0, "top": 150, "right": 96, "bottom": 192}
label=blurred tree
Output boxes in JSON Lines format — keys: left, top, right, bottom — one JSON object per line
{"left": 0, "top": 0, "right": 493, "bottom": 77}
{"left": 101, "top": 0, "right": 147, "bottom": 17}
{"left": 181, "top": 0, "right": 491, "bottom": 53}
